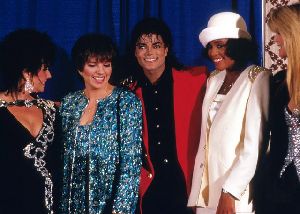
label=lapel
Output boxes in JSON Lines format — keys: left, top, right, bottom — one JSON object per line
{"left": 202, "top": 70, "right": 225, "bottom": 128}
{"left": 206, "top": 66, "right": 252, "bottom": 128}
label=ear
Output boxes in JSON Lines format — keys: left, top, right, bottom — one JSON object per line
{"left": 164, "top": 47, "right": 168, "bottom": 57}
{"left": 22, "top": 69, "right": 32, "bottom": 80}
{"left": 77, "top": 69, "right": 83, "bottom": 77}
{"left": 135, "top": 49, "right": 138, "bottom": 57}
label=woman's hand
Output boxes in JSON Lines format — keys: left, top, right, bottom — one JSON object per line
{"left": 216, "top": 191, "right": 235, "bottom": 214}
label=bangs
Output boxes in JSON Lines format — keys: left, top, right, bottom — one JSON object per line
{"left": 87, "top": 53, "right": 113, "bottom": 63}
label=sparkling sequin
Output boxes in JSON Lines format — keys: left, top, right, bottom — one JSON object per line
{"left": 280, "top": 107, "right": 300, "bottom": 181}
{"left": 0, "top": 98, "right": 56, "bottom": 214}
{"left": 60, "top": 87, "right": 142, "bottom": 214}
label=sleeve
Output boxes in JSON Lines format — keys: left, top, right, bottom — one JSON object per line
{"left": 223, "top": 70, "right": 271, "bottom": 199}
{"left": 59, "top": 96, "right": 68, "bottom": 133}
{"left": 57, "top": 96, "right": 72, "bottom": 213}
{"left": 50, "top": 106, "right": 65, "bottom": 213}
{"left": 112, "top": 94, "right": 143, "bottom": 214}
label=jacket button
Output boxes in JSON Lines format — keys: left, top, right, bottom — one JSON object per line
{"left": 200, "top": 163, "right": 204, "bottom": 168}
{"left": 148, "top": 173, "right": 153, "bottom": 179}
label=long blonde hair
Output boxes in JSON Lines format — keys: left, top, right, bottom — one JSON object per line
{"left": 268, "top": 3, "right": 300, "bottom": 107}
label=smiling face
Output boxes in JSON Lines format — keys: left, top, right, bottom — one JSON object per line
{"left": 31, "top": 64, "right": 52, "bottom": 93}
{"left": 273, "top": 33, "right": 287, "bottom": 58}
{"left": 207, "top": 39, "right": 235, "bottom": 71}
{"left": 135, "top": 34, "right": 168, "bottom": 83}
{"left": 79, "top": 56, "right": 112, "bottom": 91}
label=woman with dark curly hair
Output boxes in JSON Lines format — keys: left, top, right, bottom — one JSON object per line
{"left": 188, "top": 12, "right": 270, "bottom": 214}
{"left": 0, "top": 29, "right": 61, "bottom": 214}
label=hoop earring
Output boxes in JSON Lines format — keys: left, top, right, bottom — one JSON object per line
{"left": 24, "top": 77, "right": 34, "bottom": 93}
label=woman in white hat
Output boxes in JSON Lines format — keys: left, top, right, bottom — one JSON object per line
{"left": 188, "top": 12, "right": 270, "bottom": 213}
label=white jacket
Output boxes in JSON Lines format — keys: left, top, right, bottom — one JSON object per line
{"left": 188, "top": 65, "right": 270, "bottom": 213}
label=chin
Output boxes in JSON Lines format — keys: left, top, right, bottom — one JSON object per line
{"left": 215, "top": 66, "right": 224, "bottom": 71}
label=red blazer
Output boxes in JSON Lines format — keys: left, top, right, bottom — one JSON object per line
{"left": 134, "top": 66, "right": 207, "bottom": 211}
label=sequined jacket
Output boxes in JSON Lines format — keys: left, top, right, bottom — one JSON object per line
{"left": 60, "top": 87, "right": 142, "bottom": 214}
{"left": 188, "top": 65, "right": 270, "bottom": 212}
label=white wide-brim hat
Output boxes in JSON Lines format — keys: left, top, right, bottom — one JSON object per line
{"left": 199, "top": 12, "right": 252, "bottom": 47}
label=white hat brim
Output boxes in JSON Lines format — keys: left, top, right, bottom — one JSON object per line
{"left": 199, "top": 27, "right": 252, "bottom": 47}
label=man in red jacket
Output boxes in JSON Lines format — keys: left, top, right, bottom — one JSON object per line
{"left": 125, "top": 17, "right": 207, "bottom": 214}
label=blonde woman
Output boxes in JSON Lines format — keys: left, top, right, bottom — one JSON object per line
{"left": 265, "top": 3, "right": 300, "bottom": 213}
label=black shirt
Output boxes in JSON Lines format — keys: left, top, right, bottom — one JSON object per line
{"left": 140, "top": 67, "right": 191, "bottom": 214}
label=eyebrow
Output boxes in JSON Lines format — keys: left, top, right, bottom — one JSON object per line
{"left": 136, "top": 42, "right": 145, "bottom": 46}
{"left": 152, "top": 41, "right": 162, "bottom": 45}
{"left": 136, "top": 41, "right": 163, "bottom": 46}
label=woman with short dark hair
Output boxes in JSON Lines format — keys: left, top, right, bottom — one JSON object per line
{"left": 60, "top": 33, "right": 142, "bottom": 214}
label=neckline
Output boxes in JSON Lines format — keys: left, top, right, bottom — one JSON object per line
{"left": 2, "top": 100, "right": 45, "bottom": 139}
{"left": 0, "top": 98, "right": 39, "bottom": 108}
{"left": 82, "top": 86, "right": 116, "bottom": 103}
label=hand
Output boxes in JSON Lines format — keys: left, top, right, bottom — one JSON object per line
{"left": 216, "top": 191, "right": 235, "bottom": 214}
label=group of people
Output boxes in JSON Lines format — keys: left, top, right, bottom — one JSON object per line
{"left": 0, "top": 3, "right": 299, "bottom": 214}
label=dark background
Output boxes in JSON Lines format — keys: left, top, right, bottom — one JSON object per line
{"left": 0, "top": 0, "right": 263, "bottom": 100}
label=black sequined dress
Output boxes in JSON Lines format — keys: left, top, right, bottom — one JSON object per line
{"left": 0, "top": 99, "right": 62, "bottom": 214}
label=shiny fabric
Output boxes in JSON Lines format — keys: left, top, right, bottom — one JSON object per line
{"left": 261, "top": 70, "right": 300, "bottom": 214}
{"left": 0, "top": 98, "right": 62, "bottom": 214}
{"left": 60, "top": 87, "right": 142, "bottom": 214}
{"left": 280, "top": 108, "right": 300, "bottom": 181}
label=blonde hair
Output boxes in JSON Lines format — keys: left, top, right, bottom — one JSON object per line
{"left": 268, "top": 3, "right": 300, "bottom": 107}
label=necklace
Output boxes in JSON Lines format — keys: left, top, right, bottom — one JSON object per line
{"left": 0, "top": 99, "right": 39, "bottom": 108}
{"left": 218, "top": 82, "right": 234, "bottom": 94}
{"left": 219, "top": 71, "right": 241, "bottom": 95}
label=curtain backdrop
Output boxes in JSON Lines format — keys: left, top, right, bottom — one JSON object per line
{"left": 0, "top": 0, "right": 262, "bottom": 100}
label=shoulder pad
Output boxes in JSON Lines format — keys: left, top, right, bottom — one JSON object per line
{"left": 248, "top": 66, "right": 268, "bottom": 83}
{"left": 208, "top": 70, "right": 220, "bottom": 79}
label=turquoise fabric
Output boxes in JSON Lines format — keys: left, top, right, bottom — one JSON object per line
{"left": 60, "top": 87, "right": 142, "bottom": 214}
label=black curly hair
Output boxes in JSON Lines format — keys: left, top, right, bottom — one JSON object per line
{"left": 130, "top": 17, "right": 183, "bottom": 70}
{"left": 0, "top": 29, "right": 55, "bottom": 93}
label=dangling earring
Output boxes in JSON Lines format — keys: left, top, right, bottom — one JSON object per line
{"left": 24, "top": 77, "right": 34, "bottom": 93}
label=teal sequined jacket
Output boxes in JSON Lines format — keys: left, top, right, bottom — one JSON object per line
{"left": 60, "top": 87, "right": 142, "bottom": 214}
